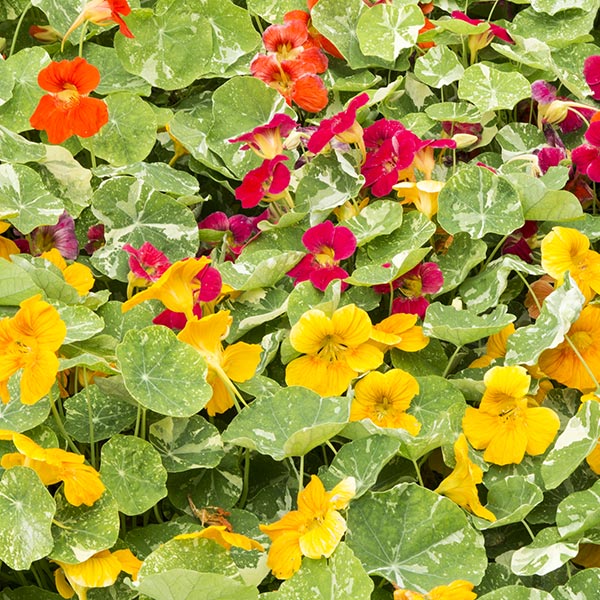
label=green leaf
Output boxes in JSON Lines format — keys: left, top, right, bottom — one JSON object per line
{"left": 511, "top": 527, "right": 579, "bottom": 576}
{"left": 551, "top": 568, "right": 600, "bottom": 600}
{"left": 49, "top": 490, "right": 120, "bottom": 563}
{"left": 99, "top": 434, "right": 168, "bottom": 516}
{"left": 246, "top": 0, "right": 305, "bottom": 22}
{"left": 423, "top": 303, "right": 515, "bottom": 346}
{"left": 0, "top": 0, "right": 28, "bottom": 21}
{"left": 415, "top": 45, "right": 464, "bottom": 88}
{"left": 346, "top": 483, "right": 486, "bottom": 589}
{"left": 552, "top": 42, "right": 600, "bottom": 98}
{"left": 117, "top": 326, "right": 211, "bottom": 417}
{"left": 223, "top": 387, "right": 351, "bottom": 460}
{"left": 277, "top": 543, "right": 373, "bottom": 600}
{"left": 390, "top": 339, "right": 448, "bottom": 377}
{"left": 0, "top": 467, "right": 55, "bottom": 570}
{"left": 491, "top": 35, "right": 555, "bottom": 73}
{"left": 425, "top": 102, "right": 481, "bottom": 123}
{"left": 0, "top": 163, "right": 63, "bottom": 234}
{"left": 56, "top": 303, "right": 104, "bottom": 344}
{"left": 531, "top": 0, "right": 591, "bottom": 15}
{"left": 356, "top": 4, "right": 423, "bottom": 62}
{"left": 347, "top": 247, "right": 430, "bottom": 286}
{"left": 479, "top": 587, "right": 553, "bottom": 600}
{"left": 64, "top": 384, "right": 137, "bottom": 443}
{"left": 0, "top": 376, "right": 50, "bottom": 432}
{"left": 541, "top": 400, "right": 600, "bottom": 490}
{"left": 79, "top": 93, "right": 157, "bottom": 166}
{"left": 505, "top": 276, "right": 585, "bottom": 366}
{"left": 496, "top": 123, "right": 548, "bottom": 160}
{"left": 0, "top": 125, "right": 45, "bottom": 164}
{"left": 437, "top": 165, "right": 524, "bottom": 239}
{"left": 458, "top": 64, "right": 531, "bottom": 112}
{"left": 149, "top": 415, "right": 224, "bottom": 472}
{"left": 343, "top": 200, "right": 403, "bottom": 246}
{"left": 137, "top": 570, "right": 258, "bottom": 600}
{"left": 556, "top": 479, "right": 600, "bottom": 539}
{"left": 90, "top": 177, "right": 199, "bottom": 281}
{"left": 0, "top": 47, "right": 50, "bottom": 133}
{"left": 0, "top": 258, "right": 41, "bottom": 306}
{"left": 475, "top": 476, "right": 544, "bottom": 530}
{"left": 319, "top": 435, "right": 401, "bottom": 498}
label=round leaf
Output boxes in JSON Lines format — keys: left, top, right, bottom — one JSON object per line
{"left": 415, "top": 45, "right": 464, "bottom": 88}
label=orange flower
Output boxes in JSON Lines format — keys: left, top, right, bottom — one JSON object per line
{"left": 41, "top": 249, "right": 95, "bottom": 296}
{"left": 0, "top": 221, "right": 19, "bottom": 260}
{"left": 394, "top": 580, "right": 477, "bottom": 600}
{"left": 174, "top": 525, "right": 264, "bottom": 551}
{"left": 30, "top": 58, "right": 109, "bottom": 144}
{"left": 470, "top": 323, "right": 515, "bottom": 368}
{"left": 0, "top": 295, "right": 66, "bottom": 405}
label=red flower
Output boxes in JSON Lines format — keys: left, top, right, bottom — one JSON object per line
{"left": 229, "top": 114, "right": 297, "bottom": 159}
{"left": 198, "top": 211, "right": 268, "bottom": 258}
{"left": 235, "top": 155, "right": 291, "bottom": 208}
{"left": 584, "top": 55, "right": 600, "bottom": 101}
{"left": 572, "top": 119, "right": 600, "bottom": 182}
{"left": 29, "top": 58, "right": 109, "bottom": 144}
{"left": 123, "top": 242, "right": 171, "bottom": 284}
{"left": 287, "top": 221, "right": 357, "bottom": 291}
{"left": 388, "top": 263, "right": 444, "bottom": 319}
{"left": 451, "top": 10, "right": 513, "bottom": 43}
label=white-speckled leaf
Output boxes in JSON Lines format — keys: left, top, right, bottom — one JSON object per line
{"left": 415, "top": 45, "right": 464, "bottom": 88}
{"left": 344, "top": 200, "right": 403, "bottom": 246}
{"left": 149, "top": 415, "right": 224, "bottom": 472}
{"left": 542, "top": 400, "right": 600, "bottom": 490}
{"left": 423, "top": 303, "right": 515, "bottom": 347}
{"left": 246, "top": 0, "right": 305, "bottom": 22}
{"left": 555, "top": 479, "right": 600, "bottom": 539}
{"left": 531, "top": 0, "right": 591, "bottom": 15}
{"left": 90, "top": 177, "right": 198, "bottom": 281}
{"left": 117, "top": 326, "right": 211, "bottom": 417}
{"left": 347, "top": 247, "right": 430, "bottom": 286}
{"left": 491, "top": 35, "right": 554, "bottom": 72}
{"left": 511, "top": 527, "right": 579, "bottom": 576}
{"left": 425, "top": 102, "right": 481, "bottom": 123}
{"left": 55, "top": 303, "right": 104, "bottom": 344}
{"left": 346, "top": 483, "right": 487, "bottom": 590}
{"left": 78, "top": 93, "right": 156, "bottom": 166}
{"left": 49, "top": 490, "right": 120, "bottom": 563}
{"left": 0, "top": 467, "right": 55, "bottom": 570}
{"left": 551, "top": 569, "right": 600, "bottom": 600}
{"left": 357, "top": 4, "right": 423, "bottom": 62}
{"left": 0, "top": 378, "right": 50, "bottom": 432}
{"left": 277, "top": 543, "right": 373, "bottom": 600}
{"left": 0, "top": 163, "right": 63, "bottom": 234}
{"left": 479, "top": 587, "right": 553, "bottom": 600}
{"left": 458, "top": 64, "right": 531, "bottom": 112}
{"left": 496, "top": 123, "right": 547, "bottom": 161}
{"left": 0, "top": 126, "right": 44, "bottom": 163}
{"left": 505, "top": 276, "right": 585, "bottom": 366}
{"left": 552, "top": 43, "right": 600, "bottom": 98}
{"left": 0, "top": 0, "right": 29, "bottom": 20}
{"left": 437, "top": 165, "right": 524, "bottom": 239}
{"left": 100, "top": 434, "right": 168, "bottom": 516}
{"left": 0, "top": 258, "right": 41, "bottom": 306}
{"left": 223, "top": 387, "right": 351, "bottom": 460}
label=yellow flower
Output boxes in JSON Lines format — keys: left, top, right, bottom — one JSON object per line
{"left": 0, "top": 294, "right": 67, "bottom": 405}
{"left": 371, "top": 313, "right": 430, "bottom": 353}
{"left": 541, "top": 226, "right": 600, "bottom": 302}
{"left": 350, "top": 369, "right": 421, "bottom": 433}
{"left": 260, "top": 475, "right": 355, "bottom": 580}
{"left": 538, "top": 305, "right": 600, "bottom": 392}
{"left": 41, "top": 248, "right": 95, "bottom": 296}
{"left": 54, "top": 548, "right": 142, "bottom": 600}
{"left": 469, "top": 323, "right": 515, "bottom": 368}
{"left": 572, "top": 543, "right": 600, "bottom": 568}
{"left": 394, "top": 579, "right": 477, "bottom": 600}
{"left": 462, "top": 366, "right": 560, "bottom": 465}
{"left": 394, "top": 180, "right": 445, "bottom": 220}
{"left": 177, "top": 310, "right": 262, "bottom": 416}
{"left": 122, "top": 257, "right": 213, "bottom": 320}
{"left": 435, "top": 434, "right": 495, "bottom": 522}
{"left": 174, "top": 525, "right": 264, "bottom": 551}
{"left": 0, "top": 221, "right": 19, "bottom": 260}
{"left": 0, "top": 430, "right": 105, "bottom": 506}
{"left": 286, "top": 304, "right": 383, "bottom": 396}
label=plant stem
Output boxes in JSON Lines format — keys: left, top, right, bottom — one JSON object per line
{"left": 8, "top": 2, "right": 31, "bottom": 58}
{"left": 521, "top": 519, "right": 535, "bottom": 541}
{"left": 238, "top": 448, "right": 251, "bottom": 508}
{"left": 78, "top": 21, "right": 87, "bottom": 58}
{"left": 442, "top": 345, "right": 462, "bottom": 378}
{"left": 411, "top": 458, "right": 424, "bottom": 486}
{"left": 49, "top": 388, "right": 81, "bottom": 454}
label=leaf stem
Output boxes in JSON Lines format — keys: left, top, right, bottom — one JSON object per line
{"left": 442, "top": 345, "right": 462, "bottom": 378}
{"left": 238, "top": 447, "right": 251, "bottom": 508}
{"left": 49, "top": 387, "right": 81, "bottom": 454}
{"left": 411, "top": 458, "right": 424, "bottom": 486}
{"left": 78, "top": 21, "right": 88, "bottom": 58}
{"left": 8, "top": 2, "right": 31, "bottom": 58}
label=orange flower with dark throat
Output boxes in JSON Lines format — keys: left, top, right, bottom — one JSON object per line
{"left": 29, "top": 57, "right": 109, "bottom": 144}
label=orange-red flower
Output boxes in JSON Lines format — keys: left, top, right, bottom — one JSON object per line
{"left": 30, "top": 57, "right": 109, "bottom": 144}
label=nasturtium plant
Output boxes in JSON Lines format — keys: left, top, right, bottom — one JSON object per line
{"left": 4, "top": 0, "right": 600, "bottom": 597}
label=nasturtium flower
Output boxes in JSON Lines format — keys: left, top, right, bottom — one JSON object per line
{"left": 229, "top": 114, "right": 297, "bottom": 160}
{"left": 394, "top": 180, "right": 445, "bottom": 220}
{"left": 287, "top": 220, "right": 357, "bottom": 291}
{"left": 540, "top": 226, "right": 600, "bottom": 302}
{"left": 350, "top": 369, "right": 421, "bottom": 432}
{"left": 538, "top": 305, "right": 600, "bottom": 392}
{"left": 584, "top": 55, "right": 600, "bottom": 101}
{"left": 451, "top": 10, "right": 513, "bottom": 63}
{"left": 235, "top": 155, "right": 291, "bottom": 209}
{"left": 571, "top": 117, "right": 600, "bottom": 182}
{"left": 370, "top": 313, "right": 429, "bottom": 353}
{"left": 30, "top": 57, "right": 109, "bottom": 144}
{"left": 572, "top": 543, "right": 600, "bottom": 569}
{"left": 462, "top": 366, "right": 560, "bottom": 465}
{"left": 0, "top": 294, "right": 66, "bottom": 405}
{"left": 178, "top": 310, "right": 262, "bottom": 416}
{"left": 29, "top": 24, "right": 62, "bottom": 43}
{"left": 388, "top": 262, "right": 444, "bottom": 320}
{"left": 0, "top": 221, "right": 19, "bottom": 260}
{"left": 435, "top": 434, "right": 496, "bottom": 522}
{"left": 0, "top": 430, "right": 105, "bottom": 506}
{"left": 53, "top": 548, "right": 141, "bottom": 600}
{"left": 174, "top": 525, "right": 264, "bottom": 551}
{"left": 470, "top": 323, "right": 515, "bottom": 368}
{"left": 121, "top": 257, "right": 221, "bottom": 321}
{"left": 286, "top": 304, "right": 383, "bottom": 396}
{"left": 260, "top": 475, "right": 355, "bottom": 579}
{"left": 122, "top": 241, "right": 171, "bottom": 298}
{"left": 41, "top": 249, "right": 95, "bottom": 296}
{"left": 394, "top": 579, "right": 477, "bottom": 600}
{"left": 28, "top": 211, "right": 79, "bottom": 259}
{"left": 62, "top": 0, "right": 134, "bottom": 50}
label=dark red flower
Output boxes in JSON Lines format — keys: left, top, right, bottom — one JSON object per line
{"left": 123, "top": 242, "right": 171, "bottom": 284}
{"left": 235, "top": 155, "right": 291, "bottom": 208}
{"left": 584, "top": 55, "right": 600, "bottom": 101}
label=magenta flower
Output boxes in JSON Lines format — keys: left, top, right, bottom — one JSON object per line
{"left": 235, "top": 155, "right": 291, "bottom": 208}
{"left": 229, "top": 114, "right": 297, "bottom": 159}
{"left": 537, "top": 146, "right": 566, "bottom": 174}
{"left": 584, "top": 55, "right": 600, "bottom": 101}
{"left": 85, "top": 224, "right": 105, "bottom": 255}
{"left": 451, "top": 10, "right": 513, "bottom": 62}
{"left": 361, "top": 120, "right": 420, "bottom": 197}
{"left": 375, "top": 262, "right": 443, "bottom": 319}
{"left": 27, "top": 211, "right": 79, "bottom": 259}
{"left": 307, "top": 92, "right": 369, "bottom": 156}
{"left": 502, "top": 221, "right": 538, "bottom": 263}
{"left": 287, "top": 220, "right": 357, "bottom": 291}
{"left": 123, "top": 242, "right": 171, "bottom": 284}
{"left": 572, "top": 120, "right": 600, "bottom": 182}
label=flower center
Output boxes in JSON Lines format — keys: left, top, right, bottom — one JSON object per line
{"left": 315, "top": 246, "right": 336, "bottom": 267}
{"left": 374, "top": 396, "right": 392, "bottom": 420}
{"left": 318, "top": 335, "right": 347, "bottom": 361}
{"left": 571, "top": 330, "right": 593, "bottom": 352}
{"left": 56, "top": 85, "right": 81, "bottom": 109}
{"left": 400, "top": 275, "right": 422, "bottom": 298}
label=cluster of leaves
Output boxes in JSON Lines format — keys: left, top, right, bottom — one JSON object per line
{"left": 3, "top": 0, "right": 600, "bottom": 599}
